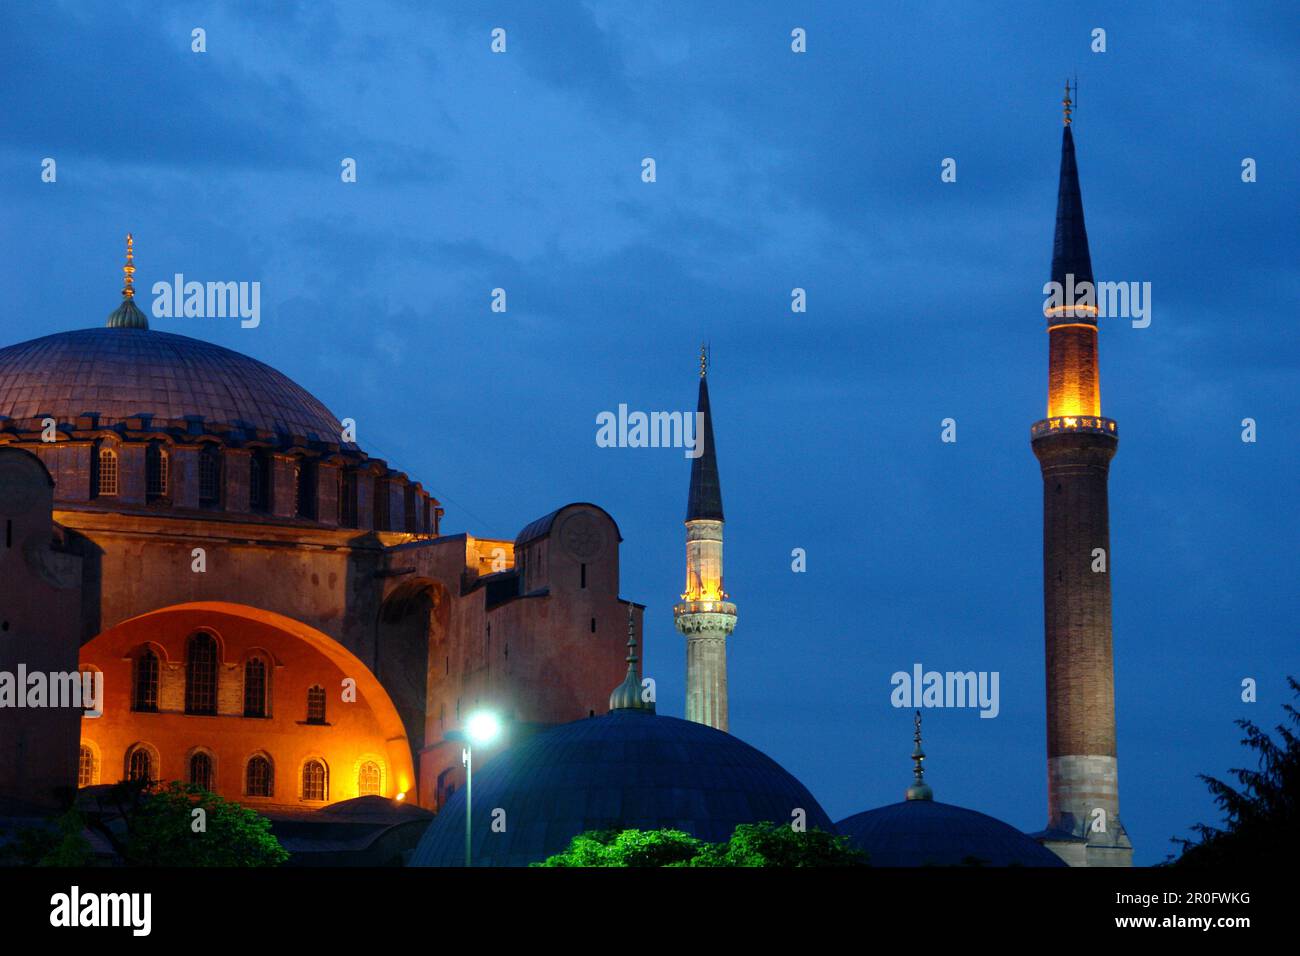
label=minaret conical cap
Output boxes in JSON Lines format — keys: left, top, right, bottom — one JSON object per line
{"left": 686, "top": 345, "right": 723, "bottom": 522}
{"left": 1049, "top": 83, "right": 1095, "bottom": 317}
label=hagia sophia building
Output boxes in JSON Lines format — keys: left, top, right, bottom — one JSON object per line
{"left": 0, "top": 91, "right": 1130, "bottom": 867}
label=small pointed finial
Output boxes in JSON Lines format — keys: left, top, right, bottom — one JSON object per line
{"left": 609, "top": 604, "right": 653, "bottom": 712}
{"left": 106, "top": 233, "right": 149, "bottom": 329}
{"left": 625, "top": 603, "right": 638, "bottom": 663}
{"left": 1062, "top": 79, "right": 1073, "bottom": 127}
{"left": 699, "top": 342, "right": 708, "bottom": 378}
{"left": 122, "top": 233, "right": 136, "bottom": 298}
{"left": 905, "top": 709, "right": 934, "bottom": 801}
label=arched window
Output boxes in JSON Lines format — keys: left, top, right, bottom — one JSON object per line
{"left": 302, "top": 759, "right": 328, "bottom": 801}
{"left": 133, "top": 650, "right": 159, "bottom": 712}
{"left": 96, "top": 447, "right": 118, "bottom": 496}
{"left": 246, "top": 755, "right": 273, "bottom": 797}
{"left": 358, "top": 760, "right": 381, "bottom": 797}
{"left": 306, "top": 685, "right": 326, "bottom": 724}
{"left": 243, "top": 657, "right": 267, "bottom": 718}
{"left": 198, "top": 445, "right": 222, "bottom": 506}
{"left": 189, "top": 751, "right": 213, "bottom": 791}
{"left": 294, "top": 458, "right": 316, "bottom": 519}
{"left": 249, "top": 453, "right": 270, "bottom": 512}
{"left": 126, "top": 746, "right": 152, "bottom": 784}
{"left": 145, "top": 442, "right": 169, "bottom": 498}
{"left": 78, "top": 745, "right": 94, "bottom": 787}
{"left": 185, "top": 633, "right": 218, "bottom": 715}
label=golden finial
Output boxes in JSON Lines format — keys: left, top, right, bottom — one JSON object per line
{"left": 699, "top": 342, "right": 708, "bottom": 378}
{"left": 905, "top": 709, "right": 934, "bottom": 801}
{"left": 1062, "top": 80, "right": 1073, "bottom": 127}
{"left": 122, "top": 233, "right": 135, "bottom": 299}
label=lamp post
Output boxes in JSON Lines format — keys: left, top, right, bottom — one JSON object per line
{"left": 450, "top": 710, "right": 502, "bottom": 867}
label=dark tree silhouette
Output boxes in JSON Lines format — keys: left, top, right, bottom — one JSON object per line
{"left": 1171, "top": 676, "right": 1299, "bottom": 867}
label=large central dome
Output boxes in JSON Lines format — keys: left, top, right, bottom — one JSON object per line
{"left": 0, "top": 327, "right": 342, "bottom": 440}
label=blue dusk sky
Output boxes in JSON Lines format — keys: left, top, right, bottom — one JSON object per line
{"left": 2, "top": 2, "right": 1296, "bottom": 864}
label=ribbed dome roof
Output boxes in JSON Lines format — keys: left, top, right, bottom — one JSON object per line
{"left": 0, "top": 328, "right": 342, "bottom": 440}
{"left": 410, "top": 710, "right": 834, "bottom": 867}
{"left": 836, "top": 800, "right": 1066, "bottom": 867}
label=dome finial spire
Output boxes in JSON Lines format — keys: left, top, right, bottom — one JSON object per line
{"left": 905, "top": 709, "right": 933, "bottom": 801}
{"left": 122, "top": 233, "right": 136, "bottom": 298}
{"left": 699, "top": 341, "right": 708, "bottom": 378}
{"left": 608, "top": 604, "right": 653, "bottom": 713}
{"left": 1062, "top": 78, "right": 1073, "bottom": 126}
{"left": 106, "top": 233, "right": 149, "bottom": 329}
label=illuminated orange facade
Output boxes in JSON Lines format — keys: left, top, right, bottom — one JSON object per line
{"left": 79, "top": 603, "right": 414, "bottom": 806}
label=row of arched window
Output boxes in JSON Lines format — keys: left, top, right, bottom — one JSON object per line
{"left": 89, "top": 441, "right": 430, "bottom": 531}
{"left": 80, "top": 744, "right": 384, "bottom": 801}
{"left": 133, "top": 635, "right": 328, "bottom": 723}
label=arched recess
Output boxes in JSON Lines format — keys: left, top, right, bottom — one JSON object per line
{"left": 80, "top": 601, "right": 416, "bottom": 799}
{"left": 375, "top": 578, "right": 449, "bottom": 755}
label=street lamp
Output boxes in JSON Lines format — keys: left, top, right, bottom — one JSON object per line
{"left": 449, "top": 710, "right": 502, "bottom": 867}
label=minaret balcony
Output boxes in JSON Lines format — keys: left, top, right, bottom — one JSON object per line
{"left": 673, "top": 600, "right": 737, "bottom": 635}
{"left": 1030, "top": 416, "right": 1117, "bottom": 440}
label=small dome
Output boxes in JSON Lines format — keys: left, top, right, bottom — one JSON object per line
{"left": 836, "top": 800, "right": 1066, "bottom": 867}
{"left": 0, "top": 328, "right": 343, "bottom": 441}
{"left": 608, "top": 607, "right": 653, "bottom": 713}
{"left": 608, "top": 666, "right": 651, "bottom": 712}
{"left": 410, "top": 710, "right": 834, "bottom": 866}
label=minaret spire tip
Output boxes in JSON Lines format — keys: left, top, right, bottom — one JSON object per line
{"left": 1062, "top": 79, "right": 1073, "bottom": 126}
{"left": 699, "top": 342, "right": 708, "bottom": 378}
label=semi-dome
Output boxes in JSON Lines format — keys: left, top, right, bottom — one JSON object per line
{"left": 0, "top": 327, "right": 342, "bottom": 441}
{"left": 836, "top": 800, "right": 1067, "bottom": 868}
{"left": 410, "top": 710, "right": 834, "bottom": 867}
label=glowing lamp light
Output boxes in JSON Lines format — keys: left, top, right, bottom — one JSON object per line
{"left": 395, "top": 791, "right": 406, "bottom": 802}
{"left": 465, "top": 710, "right": 502, "bottom": 747}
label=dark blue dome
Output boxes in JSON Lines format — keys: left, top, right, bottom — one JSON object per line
{"left": 836, "top": 800, "right": 1066, "bottom": 867}
{"left": 411, "top": 710, "right": 834, "bottom": 867}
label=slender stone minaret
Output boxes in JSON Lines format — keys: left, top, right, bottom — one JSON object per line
{"left": 673, "top": 346, "right": 736, "bottom": 731}
{"left": 1031, "top": 84, "right": 1132, "bottom": 867}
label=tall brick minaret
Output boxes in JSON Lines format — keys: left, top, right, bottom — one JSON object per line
{"left": 674, "top": 346, "right": 736, "bottom": 731}
{"left": 1031, "top": 85, "right": 1132, "bottom": 867}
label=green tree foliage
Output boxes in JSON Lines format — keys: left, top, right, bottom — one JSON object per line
{"left": 121, "top": 782, "right": 289, "bottom": 867}
{"left": 1171, "top": 676, "right": 1299, "bottom": 867}
{"left": 1, "top": 808, "right": 96, "bottom": 867}
{"left": 533, "top": 828, "right": 703, "bottom": 867}
{"left": 692, "top": 822, "right": 866, "bottom": 867}
{"left": 535, "top": 821, "right": 866, "bottom": 867}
